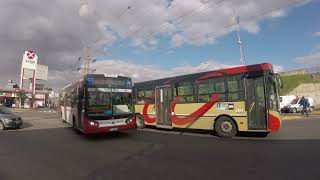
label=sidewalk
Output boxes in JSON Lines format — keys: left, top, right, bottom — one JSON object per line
{"left": 281, "top": 111, "right": 320, "bottom": 120}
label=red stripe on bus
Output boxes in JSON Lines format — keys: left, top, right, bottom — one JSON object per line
{"left": 198, "top": 63, "right": 273, "bottom": 80}
{"left": 268, "top": 113, "right": 281, "bottom": 132}
{"left": 197, "top": 72, "right": 224, "bottom": 80}
{"left": 171, "top": 94, "right": 220, "bottom": 126}
{"left": 143, "top": 101, "right": 156, "bottom": 123}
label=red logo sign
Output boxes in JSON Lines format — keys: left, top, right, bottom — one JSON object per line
{"left": 26, "top": 50, "right": 36, "bottom": 60}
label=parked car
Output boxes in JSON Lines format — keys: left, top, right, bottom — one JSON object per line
{"left": 0, "top": 106, "right": 23, "bottom": 130}
{"left": 280, "top": 95, "right": 297, "bottom": 112}
{"left": 283, "top": 97, "right": 315, "bottom": 113}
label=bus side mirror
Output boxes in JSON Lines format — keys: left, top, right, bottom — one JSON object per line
{"left": 274, "top": 74, "right": 283, "bottom": 89}
{"left": 278, "top": 76, "right": 284, "bottom": 89}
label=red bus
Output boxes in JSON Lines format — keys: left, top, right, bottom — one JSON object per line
{"left": 60, "top": 74, "right": 136, "bottom": 134}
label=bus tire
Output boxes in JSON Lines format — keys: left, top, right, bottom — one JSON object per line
{"left": 136, "top": 114, "right": 145, "bottom": 129}
{"left": 214, "top": 116, "right": 237, "bottom": 138}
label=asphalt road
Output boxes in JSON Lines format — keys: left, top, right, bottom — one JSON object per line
{"left": 1, "top": 110, "right": 320, "bottom": 180}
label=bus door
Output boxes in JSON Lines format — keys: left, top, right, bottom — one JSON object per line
{"left": 155, "top": 86, "right": 172, "bottom": 128}
{"left": 245, "top": 77, "right": 267, "bottom": 130}
{"left": 77, "top": 87, "right": 84, "bottom": 130}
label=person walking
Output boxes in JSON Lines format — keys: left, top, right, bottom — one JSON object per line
{"left": 299, "top": 96, "right": 310, "bottom": 117}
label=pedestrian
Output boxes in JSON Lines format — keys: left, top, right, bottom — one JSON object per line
{"left": 299, "top": 96, "right": 310, "bottom": 117}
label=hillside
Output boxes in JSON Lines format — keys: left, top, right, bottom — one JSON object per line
{"left": 280, "top": 74, "right": 320, "bottom": 95}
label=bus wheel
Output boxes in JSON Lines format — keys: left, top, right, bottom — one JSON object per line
{"left": 214, "top": 116, "right": 237, "bottom": 138}
{"left": 136, "top": 114, "right": 145, "bottom": 129}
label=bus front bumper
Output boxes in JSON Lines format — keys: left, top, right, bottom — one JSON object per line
{"left": 84, "top": 120, "right": 136, "bottom": 134}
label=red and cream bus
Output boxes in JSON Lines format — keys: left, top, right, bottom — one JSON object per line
{"left": 133, "top": 63, "right": 282, "bottom": 137}
{"left": 60, "top": 74, "right": 136, "bottom": 134}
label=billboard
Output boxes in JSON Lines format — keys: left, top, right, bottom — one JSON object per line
{"left": 36, "top": 64, "right": 48, "bottom": 80}
{"left": 22, "top": 50, "right": 38, "bottom": 70}
{"left": 23, "top": 68, "right": 34, "bottom": 79}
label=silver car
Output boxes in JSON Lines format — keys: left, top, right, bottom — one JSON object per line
{"left": 0, "top": 106, "right": 23, "bottom": 130}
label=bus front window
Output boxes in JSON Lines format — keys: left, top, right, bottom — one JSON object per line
{"left": 87, "top": 90, "right": 112, "bottom": 116}
{"left": 112, "top": 92, "right": 134, "bottom": 115}
{"left": 268, "top": 76, "right": 279, "bottom": 111}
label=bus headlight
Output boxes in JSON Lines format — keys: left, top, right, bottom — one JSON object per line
{"left": 89, "top": 121, "right": 98, "bottom": 126}
{"left": 125, "top": 118, "right": 134, "bottom": 124}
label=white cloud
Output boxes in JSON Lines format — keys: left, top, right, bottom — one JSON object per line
{"left": 78, "top": 4, "right": 91, "bottom": 17}
{"left": 91, "top": 59, "right": 235, "bottom": 83}
{"left": 295, "top": 50, "right": 320, "bottom": 66}
{"left": 313, "top": 32, "right": 320, "bottom": 37}
{"left": 0, "top": 0, "right": 309, "bottom": 88}
{"left": 273, "top": 64, "right": 284, "bottom": 73}
{"left": 86, "top": 0, "right": 307, "bottom": 47}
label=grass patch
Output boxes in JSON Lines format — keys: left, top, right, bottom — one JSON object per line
{"left": 280, "top": 74, "right": 320, "bottom": 95}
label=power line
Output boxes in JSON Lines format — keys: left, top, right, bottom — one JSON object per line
{"left": 145, "top": 0, "right": 226, "bottom": 40}
{"left": 226, "top": 0, "right": 305, "bottom": 39}
{"left": 117, "top": 0, "right": 226, "bottom": 47}
{"left": 170, "top": 0, "right": 307, "bottom": 47}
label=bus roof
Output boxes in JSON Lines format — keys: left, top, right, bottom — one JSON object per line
{"left": 134, "top": 63, "right": 273, "bottom": 87}
{"left": 60, "top": 74, "right": 132, "bottom": 92}
{"left": 85, "top": 74, "right": 131, "bottom": 80}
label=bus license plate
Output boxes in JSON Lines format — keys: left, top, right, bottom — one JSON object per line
{"left": 109, "top": 127, "right": 118, "bottom": 132}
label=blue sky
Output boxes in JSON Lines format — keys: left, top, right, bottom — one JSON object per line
{"left": 102, "top": 0, "right": 320, "bottom": 72}
{"left": 2, "top": 0, "right": 319, "bottom": 87}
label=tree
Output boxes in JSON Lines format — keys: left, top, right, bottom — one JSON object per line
{"left": 16, "top": 90, "right": 28, "bottom": 108}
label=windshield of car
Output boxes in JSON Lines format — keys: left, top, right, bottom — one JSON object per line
{"left": 0, "top": 106, "right": 13, "bottom": 114}
{"left": 291, "top": 99, "right": 299, "bottom": 104}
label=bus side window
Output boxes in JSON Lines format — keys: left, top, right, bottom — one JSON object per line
{"left": 198, "top": 78, "right": 226, "bottom": 102}
{"left": 66, "top": 93, "right": 72, "bottom": 107}
{"left": 137, "top": 89, "right": 154, "bottom": 104}
{"left": 176, "top": 82, "right": 194, "bottom": 103}
{"left": 137, "top": 90, "right": 145, "bottom": 104}
{"left": 226, "top": 76, "right": 244, "bottom": 102}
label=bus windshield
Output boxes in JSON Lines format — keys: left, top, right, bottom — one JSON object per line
{"left": 87, "top": 88, "right": 133, "bottom": 117}
{"left": 267, "top": 76, "right": 280, "bottom": 111}
{"left": 112, "top": 92, "right": 134, "bottom": 115}
{"left": 88, "top": 91, "right": 112, "bottom": 108}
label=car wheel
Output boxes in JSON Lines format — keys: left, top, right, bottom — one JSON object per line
{"left": 214, "top": 116, "right": 237, "bottom": 138}
{"left": 0, "top": 121, "right": 5, "bottom": 131}
{"left": 292, "top": 108, "right": 297, "bottom": 113}
{"left": 136, "top": 114, "right": 145, "bottom": 129}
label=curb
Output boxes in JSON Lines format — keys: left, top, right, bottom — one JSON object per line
{"left": 281, "top": 116, "right": 304, "bottom": 120}
{"left": 281, "top": 115, "right": 318, "bottom": 120}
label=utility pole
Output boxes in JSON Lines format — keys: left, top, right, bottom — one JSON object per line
{"left": 234, "top": 9, "right": 245, "bottom": 65}
{"left": 77, "top": 46, "right": 96, "bottom": 75}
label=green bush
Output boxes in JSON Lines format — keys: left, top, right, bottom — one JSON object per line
{"left": 280, "top": 74, "right": 320, "bottom": 95}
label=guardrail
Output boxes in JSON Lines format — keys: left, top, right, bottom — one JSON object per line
{"left": 280, "top": 67, "right": 320, "bottom": 76}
